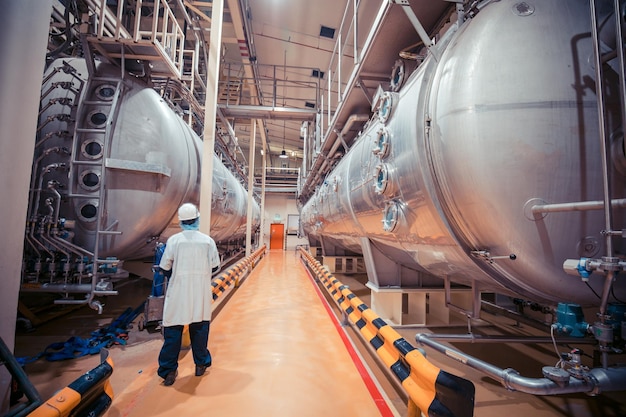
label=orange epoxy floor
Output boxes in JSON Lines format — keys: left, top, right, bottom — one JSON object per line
{"left": 15, "top": 249, "right": 626, "bottom": 417}
{"left": 105, "top": 250, "right": 396, "bottom": 417}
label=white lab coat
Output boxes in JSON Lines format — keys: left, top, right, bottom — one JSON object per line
{"left": 159, "top": 229, "right": 220, "bottom": 326}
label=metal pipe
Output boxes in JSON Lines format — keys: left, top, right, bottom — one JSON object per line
{"left": 47, "top": 183, "right": 63, "bottom": 226}
{"left": 421, "top": 333, "right": 597, "bottom": 345}
{"left": 393, "top": 0, "right": 439, "bottom": 62}
{"left": 531, "top": 198, "right": 626, "bottom": 214}
{"left": 52, "top": 232, "right": 94, "bottom": 257}
{"left": 24, "top": 226, "right": 41, "bottom": 259}
{"left": 480, "top": 300, "right": 552, "bottom": 331}
{"left": 30, "top": 220, "right": 53, "bottom": 259}
{"left": 612, "top": 0, "right": 626, "bottom": 162}
{"left": 416, "top": 333, "right": 626, "bottom": 395}
{"left": 40, "top": 231, "right": 69, "bottom": 263}
{"left": 56, "top": 298, "right": 104, "bottom": 314}
{"left": 590, "top": 0, "right": 620, "bottom": 371}
{"left": 32, "top": 163, "right": 65, "bottom": 222}
{"left": 353, "top": 0, "right": 358, "bottom": 64}
{"left": 41, "top": 199, "right": 70, "bottom": 260}
{"left": 589, "top": 0, "right": 614, "bottom": 259}
{"left": 24, "top": 284, "right": 96, "bottom": 293}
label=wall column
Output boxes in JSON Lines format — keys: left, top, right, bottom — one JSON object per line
{"left": 0, "top": 0, "right": 52, "bottom": 410}
{"left": 200, "top": 0, "right": 224, "bottom": 235}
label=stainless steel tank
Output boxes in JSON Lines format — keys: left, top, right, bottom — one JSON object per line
{"left": 301, "top": 0, "right": 626, "bottom": 306}
{"left": 30, "top": 57, "right": 259, "bottom": 263}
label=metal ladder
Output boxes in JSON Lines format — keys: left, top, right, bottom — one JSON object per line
{"left": 65, "top": 73, "right": 125, "bottom": 310}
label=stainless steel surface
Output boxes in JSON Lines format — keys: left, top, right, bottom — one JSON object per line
{"left": 30, "top": 57, "right": 260, "bottom": 263}
{"left": 300, "top": 0, "right": 626, "bottom": 306}
{"left": 416, "top": 333, "right": 626, "bottom": 395}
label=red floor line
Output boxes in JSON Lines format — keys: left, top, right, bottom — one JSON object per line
{"left": 299, "top": 258, "right": 396, "bottom": 417}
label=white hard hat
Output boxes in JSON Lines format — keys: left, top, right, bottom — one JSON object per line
{"left": 178, "top": 203, "right": 200, "bottom": 221}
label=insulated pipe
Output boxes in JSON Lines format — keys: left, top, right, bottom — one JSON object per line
{"left": 416, "top": 333, "right": 626, "bottom": 395}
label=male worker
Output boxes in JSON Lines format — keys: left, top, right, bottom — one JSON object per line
{"left": 157, "top": 202, "right": 220, "bottom": 386}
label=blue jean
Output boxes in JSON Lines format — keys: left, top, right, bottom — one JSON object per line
{"left": 157, "top": 321, "right": 212, "bottom": 379}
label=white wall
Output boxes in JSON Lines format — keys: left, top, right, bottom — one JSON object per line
{"left": 261, "top": 193, "right": 309, "bottom": 250}
{"left": 0, "top": 0, "right": 53, "bottom": 410}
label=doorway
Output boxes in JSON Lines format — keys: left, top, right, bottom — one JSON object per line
{"left": 270, "top": 223, "right": 284, "bottom": 249}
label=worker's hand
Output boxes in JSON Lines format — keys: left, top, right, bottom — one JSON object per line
{"left": 160, "top": 267, "right": 173, "bottom": 278}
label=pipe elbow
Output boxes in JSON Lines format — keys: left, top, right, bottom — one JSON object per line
{"left": 89, "top": 300, "right": 103, "bottom": 314}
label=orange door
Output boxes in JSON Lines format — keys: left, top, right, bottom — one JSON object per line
{"left": 269, "top": 223, "right": 284, "bottom": 249}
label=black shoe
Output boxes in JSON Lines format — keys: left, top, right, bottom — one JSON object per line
{"left": 195, "top": 363, "right": 211, "bottom": 376}
{"left": 163, "top": 370, "right": 177, "bottom": 386}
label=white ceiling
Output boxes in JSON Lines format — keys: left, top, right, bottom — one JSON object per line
{"left": 67, "top": 0, "right": 455, "bottom": 190}
{"left": 213, "top": 0, "right": 454, "bottom": 177}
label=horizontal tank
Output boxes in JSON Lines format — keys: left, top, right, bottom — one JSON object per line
{"left": 28, "top": 58, "right": 259, "bottom": 263}
{"left": 300, "top": 0, "right": 626, "bottom": 306}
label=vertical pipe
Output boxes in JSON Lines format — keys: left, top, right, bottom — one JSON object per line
{"left": 590, "top": 0, "right": 616, "bottom": 369}
{"left": 321, "top": 93, "right": 325, "bottom": 145}
{"left": 273, "top": 65, "right": 277, "bottom": 108}
{"left": 115, "top": 0, "right": 123, "bottom": 39}
{"left": 353, "top": 0, "right": 358, "bottom": 64}
{"left": 300, "top": 124, "right": 306, "bottom": 190}
{"left": 246, "top": 120, "right": 256, "bottom": 257}
{"left": 328, "top": 73, "right": 331, "bottom": 129}
{"left": 200, "top": 0, "right": 224, "bottom": 236}
{"left": 260, "top": 148, "right": 267, "bottom": 248}
{"left": 151, "top": 0, "right": 159, "bottom": 43}
{"left": 338, "top": 32, "right": 342, "bottom": 103}
{"left": 613, "top": 0, "right": 626, "bottom": 158}
{"left": 99, "top": 0, "right": 106, "bottom": 38}
{"left": 133, "top": 0, "right": 142, "bottom": 41}
{"left": 589, "top": 0, "right": 614, "bottom": 260}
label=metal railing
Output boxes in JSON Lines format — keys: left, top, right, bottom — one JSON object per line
{"left": 85, "top": 0, "right": 187, "bottom": 77}
{"left": 220, "top": 62, "right": 321, "bottom": 110}
{"left": 320, "top": 0, "right": 384, "bottom": 136}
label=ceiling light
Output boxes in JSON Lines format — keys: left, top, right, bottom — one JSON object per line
{"left": 278, "top": 121, "right": 288, "bottom": 158}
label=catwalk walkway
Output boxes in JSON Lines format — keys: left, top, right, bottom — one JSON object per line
{"left": 105, "top": 249, "right": 397, "bottom": 417}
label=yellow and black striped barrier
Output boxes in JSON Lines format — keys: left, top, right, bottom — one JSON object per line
{"left": 26, "top": 348, "right": 114, "bottom": 417}
{"left": 212, "top": 245, "right": 266, "bottom": 301}
{"left": 180, "top": 245, "right": 266, "bottom": 348}
{"left": 299, "top": 248, "right": 475, "bottom": 417}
